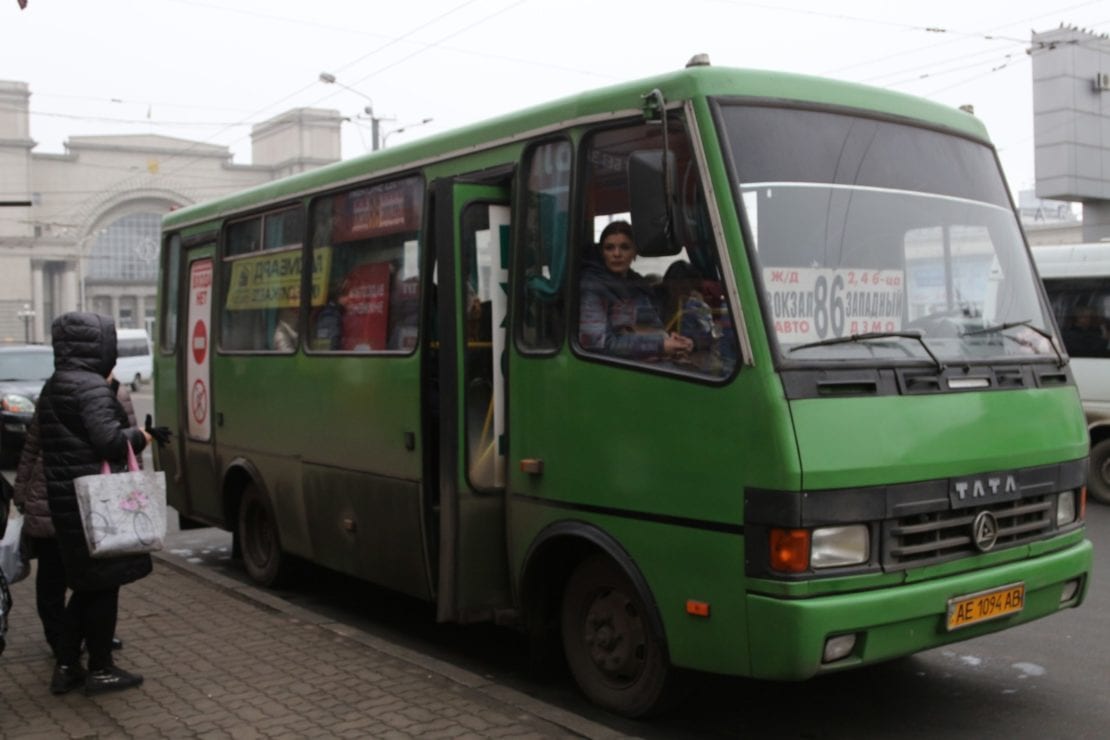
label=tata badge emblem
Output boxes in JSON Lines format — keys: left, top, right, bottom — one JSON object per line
{"left": 972, "top": 510, "right": 999, "bottom": 552}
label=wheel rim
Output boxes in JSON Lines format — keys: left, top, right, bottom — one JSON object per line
{"left": 1100, "top": 455, "right": 1110, "bottom": 487}
{"left": 580, "top": 585, "right": 649, "bottom": 687}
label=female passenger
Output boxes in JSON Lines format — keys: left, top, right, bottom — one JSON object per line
{"left": 578, "top": 220, "right": 694, "bottom": 359}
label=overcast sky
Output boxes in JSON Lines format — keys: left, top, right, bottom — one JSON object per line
{"left": 4, "top": 0, "right": 1109, "bottom": 197}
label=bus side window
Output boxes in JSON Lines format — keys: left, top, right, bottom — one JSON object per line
{"left": 307, "top": 176, "right": 425, "bottom": 353}
{"left": 517, "top": 139, "right": 571, "bottom": 353}
{"left": 220, "top": 207, "right": 304, "bottom": 353}
{"left": 1045, "top": 277, "right": 1110, "bottom": 359}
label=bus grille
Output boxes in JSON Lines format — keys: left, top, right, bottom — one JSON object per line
{"left": 883, "top": 496, "right": 1054, "bottom": 568}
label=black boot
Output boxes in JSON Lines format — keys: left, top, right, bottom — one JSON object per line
{"left": 110, "top": 637, "right": 123, "bottom": 651}
{"left": 85, "top": 665, "right": 143, "bottom": 696}
{"left": 50, "top": 663, "right": 87, "bottom": 695}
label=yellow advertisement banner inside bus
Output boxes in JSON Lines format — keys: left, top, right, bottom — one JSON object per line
{"left": 225, "top": 247, "right": 332, "bottom": 310}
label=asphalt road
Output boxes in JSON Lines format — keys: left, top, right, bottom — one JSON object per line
{"left": 11, "top": 389, "right": 1108, "bottom": 738}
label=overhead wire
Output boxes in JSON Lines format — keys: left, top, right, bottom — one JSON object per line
{"left": 34, "top": 0, "right": 516, "bottom": 233}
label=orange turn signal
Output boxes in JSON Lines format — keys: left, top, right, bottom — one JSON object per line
{"left": 1080, "top": 486, "right": 1087, "bottom": 521}
{"left": 769, "top": 528, "right": 810, "bottom": 573}
{"left": 685, "top": 599, "right": 711, "bottom": 618}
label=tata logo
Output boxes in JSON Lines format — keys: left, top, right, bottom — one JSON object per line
{"left": 952, "top": 474, "right": 1019, "bottom": 503}
{"left": 972, "top": 511, "right": 1000, "bottom": 552}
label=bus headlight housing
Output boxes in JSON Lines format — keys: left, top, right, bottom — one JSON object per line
{"left": 1056, "top": 490, "right": 1077, "bottom": 527}
{"left": 811, "top": 525, "right": 869, "bottom": 568}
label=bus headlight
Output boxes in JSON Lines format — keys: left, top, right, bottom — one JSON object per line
{"left": 1056, "top": 490, "right": 1077, "bottom": 527}
{"left": 811, "top": 525, "right": 869, "bottom": 568}
{"left": 1, "top": 393, "right": 34, "bottom": 413}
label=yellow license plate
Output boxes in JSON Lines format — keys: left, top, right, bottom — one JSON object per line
{"left": 946, "top": 582, "right": 1025, "bottom": 631}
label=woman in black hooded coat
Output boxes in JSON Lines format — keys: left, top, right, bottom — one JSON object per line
{"left": 37, "top": 312, "right": 151, "bottom": 696}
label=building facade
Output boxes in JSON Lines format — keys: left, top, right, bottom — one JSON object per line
{"left": 0, "top": 79, "right": 342, "bottom": 343}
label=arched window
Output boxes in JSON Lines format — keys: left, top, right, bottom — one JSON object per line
{"left": 88, "top": 212, "right": 162, "bottom": 281}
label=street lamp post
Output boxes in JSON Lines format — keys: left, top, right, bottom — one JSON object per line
{"left": 17, "top": 304, "right": 35, "bottom": 343}
{"left": 319, "top": 72, "right": 392, "bottom": 151}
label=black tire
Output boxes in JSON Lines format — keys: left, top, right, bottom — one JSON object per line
{"left": 130, "top": 375, "right": 141, "bottom": 392}
{"left": 560, "top": 555, "right": 674, "bottom": 718}
{"left": 1089, "top": 438, "right": 1110, "bottom": 505}
{"left": 238, "top": 483, "right": 287, "bottom": 586}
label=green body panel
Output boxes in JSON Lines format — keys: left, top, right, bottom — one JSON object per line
{"left": 790, "top": 387, "right": 1089, "bottom": 490}
{"left": 746, "top": 539, "right": 1091, "bottom": 679}
{"left": 211, "top": 353, "right": 421, "bottom": 479}
{"left": 509, "top": 497, "right": 752, "bottom": 676}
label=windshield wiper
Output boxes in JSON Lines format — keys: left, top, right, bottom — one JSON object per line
{"left": 788, "top": 331, "right": 945, "bottom": 372}
{"left": 960, "top": 320, "right": 1066, "bottom": 367}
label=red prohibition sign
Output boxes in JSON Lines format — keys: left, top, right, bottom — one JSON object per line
{"left": 192, "top": 320, "right": 208, "bottom": 365}
{"left": 191, "top": 379, "right": 208, "bottom": 425}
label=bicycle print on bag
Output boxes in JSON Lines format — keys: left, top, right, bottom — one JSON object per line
{"left": 88, "top": 487, "right": 158, "bottom": 549}
{"left": 74, "top": 443, "right": 167, "bottom": 558}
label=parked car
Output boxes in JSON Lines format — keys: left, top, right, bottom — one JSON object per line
{"left": 0, "top": 344, "right": 53, "bottom": 467}
{"left": 113, "top": 328, "right": 153, "bottom": 391}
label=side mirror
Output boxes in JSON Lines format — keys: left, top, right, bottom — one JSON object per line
{"left": 628, "top": 150, "right": 681, "bottom": 257}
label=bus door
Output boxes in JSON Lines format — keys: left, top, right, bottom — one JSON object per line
{"left": 433, "top": 181, "right": 512, "bottom": 622}
{"left": 180, "top": 253, "right": 222, "bottom": 521}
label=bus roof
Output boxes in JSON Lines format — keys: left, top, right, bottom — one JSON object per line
{"left": 1033, "top": 243, "right": 1110, "bottom": 277}
{"left": 163, "top": 64, "right": 991, "bottom": 231}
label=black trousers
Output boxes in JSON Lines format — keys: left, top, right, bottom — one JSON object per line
{"left": 30, "top": 536, "right": 67, "bottom": 656}
{"left": 59, "top": 587, "right": 119, "bottom": 671}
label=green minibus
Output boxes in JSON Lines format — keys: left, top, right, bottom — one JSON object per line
{"left": 155, "top": 59, "right": 1092, "bottom": 716}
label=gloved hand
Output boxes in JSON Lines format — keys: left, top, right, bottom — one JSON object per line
{"left": 144, "top": 414, "right": 172, "bottom": 447}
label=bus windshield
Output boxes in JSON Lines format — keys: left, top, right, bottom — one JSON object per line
{"left": 718, "top": 103, "right": 1056, "bottom": 365}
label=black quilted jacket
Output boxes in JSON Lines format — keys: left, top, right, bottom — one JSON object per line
{"left": 37, "top": 312, "right": 151, "bottom": 591}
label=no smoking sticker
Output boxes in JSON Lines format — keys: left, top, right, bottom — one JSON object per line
{"left": 191, "top": 379, "right": 208, "bottom": 425}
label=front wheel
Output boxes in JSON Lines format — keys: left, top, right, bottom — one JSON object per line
{"left": 238, "top": 483, "right": 287, "bottom": 586}
{"left": 560, "top": 555, "right": 674, "bottom": 718}
{"left": 1089, "top": 438, "right": 1110, "bottom": 505}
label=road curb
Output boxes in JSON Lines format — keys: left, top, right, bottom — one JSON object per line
{"left": 151, "top": 549, "right": 626, "bottom": 740}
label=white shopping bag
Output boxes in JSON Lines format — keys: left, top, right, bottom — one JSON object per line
{"left": 0, "top": 509, "right": 27, "bottom": 583}
{"left": 74, "top": 443, "right": 166, "bottom": 558}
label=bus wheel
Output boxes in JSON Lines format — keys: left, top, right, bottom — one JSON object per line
{"left": 560, "top": 555, "right": 670, "bottom": 717}
{"left": 1090, "top": 438, "right": 1110, "bottom": 505}
{"left": 238, "top": 483, "right": 286, "bottom": 586}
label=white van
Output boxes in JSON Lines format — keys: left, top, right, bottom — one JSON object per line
{"left": 1033, "top": 243, "right": 1110, "bottom": 503}
{"left": 114, "top": 328, "right": 153, "bottom": 391}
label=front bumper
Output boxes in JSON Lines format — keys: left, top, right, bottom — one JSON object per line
{"left": 1, "top": 410, "right": 33, "bottom": 441}
{"left": 745, "top": 539, "right": 1093, "bottom": 679}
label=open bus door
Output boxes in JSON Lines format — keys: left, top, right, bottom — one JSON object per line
{"left": 180, "top": 252, "right": 222, "bottom": 523}
{"left": 431, "top": 180, "right": 512, "bottom": 622}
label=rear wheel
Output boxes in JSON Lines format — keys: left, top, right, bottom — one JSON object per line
{"left": 1089, "top": 438, "right": 1110, "bottom": 505}
{"left": 238, "top": 483, "right": 287, "bottom": 586}
{"left": 560, "top": 555, "right": 673, "bottom": 717}
{"left": 130, "top": 374, "right": 142, "bottom": 391}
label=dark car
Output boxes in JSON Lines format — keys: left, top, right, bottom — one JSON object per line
{"left": 0, "top": 344, "right": 53, "bottom": 467}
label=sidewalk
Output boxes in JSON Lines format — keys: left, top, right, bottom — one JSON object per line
{"left": 0, "top": 549, "right": 623, "bottom": 739}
